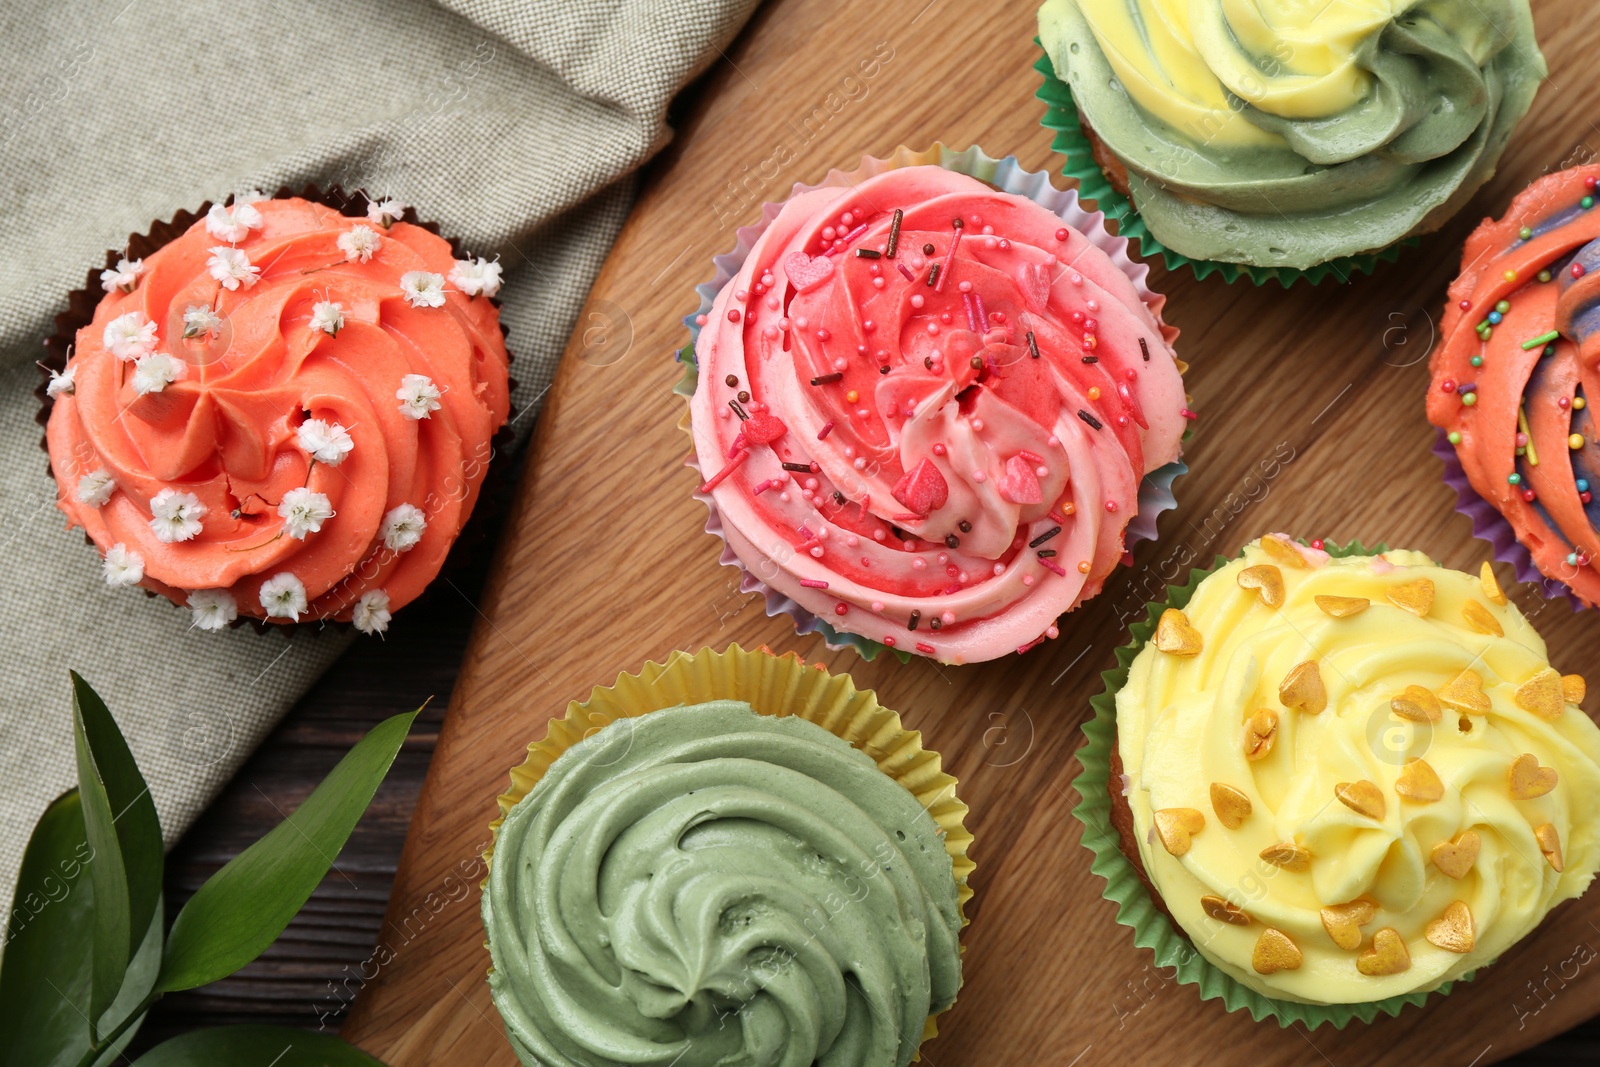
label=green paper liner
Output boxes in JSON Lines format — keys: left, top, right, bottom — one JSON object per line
{"left": 1072, "top": 538, "right": 1474, "bottom": 1027}
{"left": 1033, "top": 47, "right": 1413, "bottom": 288}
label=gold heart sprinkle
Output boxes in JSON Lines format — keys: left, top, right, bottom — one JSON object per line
{"left": 1210, "top": 783, "right": 1252, "bottom": 829}
{"left": 1153, "top": 807, "right": 1205, "bottom": 857}
{"left": 1535, "top": 823, "right": 1564, "bottom": 872}
{"left": 1320, "top": 898, "right": 1378, "bottom": 951}
{"left": 1461, "top": 599, "right": 1504, "bottom": 637}
{"left": 1431, "top": 831, "right": 1480, "bottom": 879}
{"left": 1515, "top": 668, "right": 1565, "bottom": 720}
{"left": 1280, "top": 660, "right": 1327, "bottom": 714}
{"left": 1237, "top": 565, "right": 1285, "bottom": 608}
{"left": 1508, "top": 753, "right": 1558, "bottom": 799}
{"left": 1480, "top": 561, "right": 1508, "bottom": 605}
{"left": 1357, "top": 928, "right": 1411, "bottom": 976}
{"left": 1391, "top": 684, "right": 1442, "bottom": 723}
{"left": 1245, "top": 709, "right": 1279, "bottom": 761}
{"left": 1395, "top": 758, "right": 1444, "bottom": 803}
{"left": 1259, "top": 841, "right": 1311, "bottom": 873}
{"left": 1438, "top": 669, "right": 1491, "bottom": 715}
{"left": 1154, "top": 608, "right": 1203, "bottom": 656}
{"left": 1563, "top": 674, "right": 1587, "bottom": 705}
{"left": 1335, "top": 780, "right": 1386, "bottom": 821}
{"left": 1315, "top": 594, "right": 1369, "bottom": 618}
{"left": 1201, "top": 895, "right": 1251, "bottom": 926}
{"left": 1259, "top": 535, "right": 1307, "bottom": 569}
{"left": 1386, "top": 578, "right": 1435, "bottom": 617}
{"left": 1425, "top": 901, "right": 1475, "bottom": 954}
{"left": 1252, "top": 928, "right": 1304, "bottom": 974}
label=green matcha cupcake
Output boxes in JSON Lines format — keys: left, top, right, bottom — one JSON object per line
{"left": 481, "top": 646, "right": 974, "bottom": 1065}
{"left": 1036, "top": 0, "right": 1546, "bottom": 285}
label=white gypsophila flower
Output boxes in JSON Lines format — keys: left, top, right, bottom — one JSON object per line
{"left": 399, "top": 271, "right": 446, "bottom": 309}
{"left": 259, "top": 571, "right": 308, "bottom": 620}
{"left": 352, "top": 589, "right": 392, "bottom": 635}
{"left": 148, "top": 488, "right": 207, "bottom": 543}
{"left": 337, "top": 226, "right": 381, "bottom": 263}
{"left": 278, "top": 486, "right": 334, "bottom": 540}
{"left": 235, "top": 189, "right": 267, "bottom": 205}
{"left": 448, "top": 256, "right": 502, "bottom": 298}
{"left": 207, "top": 245, "right": 260, "bottom": 290}
{"left": 131, "top": 352, "right": 183, "bottom": 395}
{"left": 395, "top": 373, "right": 442, "bottom": 420}
{"left": 102, "top": 543, "right": 144, "bottom": 587}
{"left": 183, "top": 304, "right": 223, "bottom": 340}
{"left": 76, "top": 469, "right": 115, "bottom": 507}
{"left": 103, "top": 311, "right": 159, "bottom": 360}
{"left": 187, "top": 588, "right": 238, "bottom": 631}
{"left": 45, "top": 361, "right": 76, "bottom": 399}
{"left": 379, "top": 503, "right": 426, "bottom": 552}
{"left": 99, "top": 257, "right": 145, "bottom": 294}
{"left": 366, "top": 198, "right": 408, "bottom": 228}
{"left": 296, "top": 418, "right": 354, "bottom": 466}
{"left": 205, "top": 201, "right": 264, "bottom": 243}
{"left": 309, "top": 300, "right": 346, "bottom": 337}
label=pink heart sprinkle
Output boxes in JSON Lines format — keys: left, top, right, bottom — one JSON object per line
{"left": 999, "top": 455, "right": 1042, "bottom": 505}
{"left": 785, "top": 251, "right": 835, "bottom": 293}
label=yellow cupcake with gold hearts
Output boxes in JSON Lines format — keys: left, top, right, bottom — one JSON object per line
{"left": 1077, "top": 536, "right": 1600, "bottom": 1024}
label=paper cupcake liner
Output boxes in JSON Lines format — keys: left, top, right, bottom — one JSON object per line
{"left": 1073, "top": 538, "right": 1473, "bottom": 1027}
{"left": 36, "top": 184, "right": 517, "bottom": 634}
{"left": 1032, "top": 47, "right": 1412, "bottom": 288}
{"left": 486, "top": 643, "right": 975, "bottom": 1051}
{"left": 1431, "top": 430, "right": 1584, "bottom": 611}
{"left": 675, "top": 144, "right": 1190, "bottom": 661}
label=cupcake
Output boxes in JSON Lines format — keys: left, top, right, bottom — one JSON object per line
{"left": 481, "top": 646, "right": 973, "bottom": 1066}
{"left": 1429, "top": 164, "right": 1600, "bottom": 607}
{"left": 1078, "top": 536, "right": 1600, "bottom": 1025}
{"left": 1037, "top": 0, "right": 1546, "bottom": 283}
{"left": 41, "top": 190, "right": 511, "bottom": 632}
{"left": 683, "top": 146, "right": 1190, "bottom": 665}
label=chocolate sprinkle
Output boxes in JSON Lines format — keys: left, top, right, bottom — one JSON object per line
{"left": 810, "top": 372, "right": 844, "bottom": 385}
{"left": 855, "top": 248, "right": 882, "bottom": 259}
{"left": 958, "top": 520, "right": 972, "bottom": 533}
{"left": 724, "top": 374, "right": 739, "bottom": 387}
{"left": 927, "top": 263, "right": 941, "bottom": 287}
{"left": 782, "top": 462, "right": 813, "bottom": 473}
{"left": 833, "top": 490, "right": 846, "bottom": 506}
{"left": 1077, "top": 409, "right": 1103, "bottom": 431}
{"left": 929, "top": 617, "right": 942, "bottom": 631}
{"left": 887, "top": 209, "right": 903, "bottom": 258}
{"left": 1026, "top": 330, "right": 1041, "bottom": 360}
{"left": 737, "top": 390, "right": 750, "bottom": 403}
{"left": 879, "top": 365, "right": 891, "bottom": 374}
{"left": 908, "top": 610, "right": 921, "bottom": 631}
{"left": 1037, "top": 549, "right": 1057, "bottom": 558}
{"left": 922, "top": 243, "right": 935, "bottom": 256}
{"left": 1081, "top": 355, "right": 1098, "bottom": 364}
{"left": 1029, "top": 525, "right": 1062, "bottom": 548}
{"left": 952, "top": 217, "right": 964, "bottom": 230}
{"left": 945, "top": 533, "right": 960, "bottom": 549}
{"left": 729, "top": 399, "right": 749, "bottom": 420}
{"left": 1139, "top": 337, "right": 1150, "bottom": 362}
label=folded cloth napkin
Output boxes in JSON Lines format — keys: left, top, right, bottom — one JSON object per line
{"left": 0, "top": 0, "right": 758, "bottom": 930}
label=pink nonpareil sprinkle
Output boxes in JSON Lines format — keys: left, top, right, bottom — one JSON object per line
{"left": 800, "top": 579, "right": 829, "bottom": 589}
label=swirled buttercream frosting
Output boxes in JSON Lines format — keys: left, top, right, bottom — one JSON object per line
{"left": 689, "top": 165, "right": 1187, "bottom": 663}
{"left": 1117, "top": 538, "right": 1600, "bottom": 1003}
{"left": 46, "top": 195, "right": 510, "bottom": 629}
{"left": 1429, "top": 165, "right": 1600, "bottom": 606}
{"left": 483, "top": 701, "right": 962, "bottom": 1067}
{"left": 1038, "top": 0, "right": 1546, "bottom": 269}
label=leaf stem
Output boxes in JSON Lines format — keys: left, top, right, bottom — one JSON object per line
{"left": 74, "top": 990, "right": 161, "bottom": 1067}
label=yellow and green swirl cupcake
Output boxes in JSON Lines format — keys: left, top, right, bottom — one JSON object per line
{"left": 1037, "top": 0, "right": 1546, "bottom": 283}
{"left": 481, "top": 646, "right": 974, "bottom": 1065}
{"left": 1078, "top": 536, "right": 1600, "bottom": 1024}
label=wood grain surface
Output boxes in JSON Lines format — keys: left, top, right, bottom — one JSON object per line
{"left": 340, "top": 1, "right": 1600, "bottom": 1063}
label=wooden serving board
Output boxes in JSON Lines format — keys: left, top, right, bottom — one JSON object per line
{"left": 341, "top": 1, "right": 1600, "bottom": 1063}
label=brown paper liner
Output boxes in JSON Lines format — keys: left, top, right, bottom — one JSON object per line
{"left": 35, "top": 186, "right": 517, "bottom": 633}
{"left": 486, "top": 644, "right": 975, "bottom": 1052}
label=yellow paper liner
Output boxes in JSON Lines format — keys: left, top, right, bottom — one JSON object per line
{"left": 485, "top": 643, "right": 974, "bottom": 1051}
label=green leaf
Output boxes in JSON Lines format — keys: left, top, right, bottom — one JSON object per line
{"left": 69, "top": 672, "right": 163, "bottom": 1036}
{"left": 0, "top": 791, "right": 161, "bottom": 1067}
{"left": 156, "top": 710, "right": 417, "bottom": 992}
{"left": 132, "top": 1026, "right": 385, "bottom": 1066}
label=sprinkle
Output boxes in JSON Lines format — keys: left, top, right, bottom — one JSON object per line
{"left": 1026, "top": 331, "right": 1041, "bottom": 360}
{"left": 1077, "top": 409, "right": 1103, "bottom": 431}
{"left": 1572, "top": 434, "right": 1587, "bottom": 450}
{"left": 817, "top": 421, "right": 834, "bottom": 439}
{"left": 729, "top": 399, "right": 749, "bottom": 420}
{"left": 698, "top": 450, "right": 749, "bottom": 493}
{"left": 1518, "top": 406, "right": 1539, "bottom": 466}
{"left": 1030, "top": 525, "right": 1062, "bottom": 547}
{"left": 1038, "top": 555, "right": 1066, "bottom": 576}
{"left": 886, "top": 209, "right": 903, "bottom": 258}
{"left": 896, "top": 263, "right": 915, "bottom": 282}
{"left": 1522, "top": 330, "right": 1560, "bottom": 351}
{"left": 810, "top": 372, "right": 843, "bottom": 385}
{"left": 916, "top": 642, "right": 936, "bottom": 654}
{"left": 800, "top": 579, "right": 829, "bottom": 589}
{"left": 926, "top": 263, "right": 941, "bottom": 287}
{"left": 1081, "top": 355, "right": 1098, "bottom": 364}
{"left": 1036, "top": 549, "right": 1057, "bottom": 558}
{"left": 854, "top": 248, "right": 882, "bottom": 259}
{"left": 945, "top": 533, "right": 960, "bottom": 549}
{"left": 908, "top": 610, "right": 921, "bottom": 630}
{"left": 1181, "top": 409, "right": 1198, "bottom": 421}
{"left": 934, "top": 220, "right": 962, "bottom": 293}
{"left": 1139, "top": 337, "right": 1150, "bottom": 361}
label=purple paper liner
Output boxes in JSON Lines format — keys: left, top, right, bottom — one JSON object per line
{"left": 675, "top": 144, "right": 1189, "bottom": 662}
{"left": 1431, "top": 429, "right": 1583, "bottom": 611}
